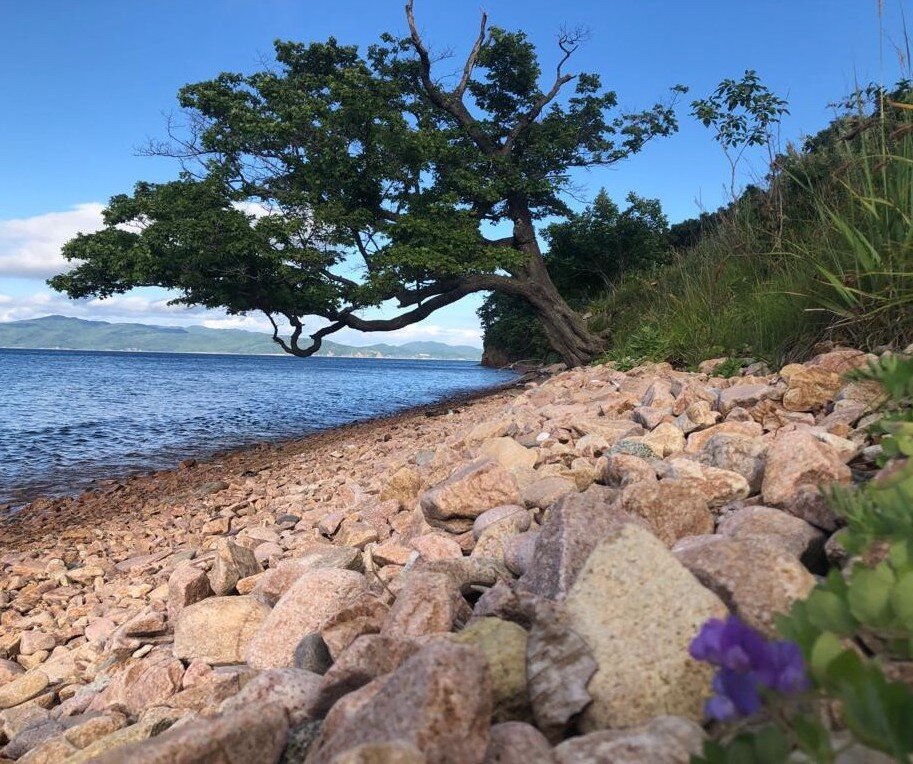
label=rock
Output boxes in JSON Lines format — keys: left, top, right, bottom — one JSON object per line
{"left": 518, "top": 486, "right": 636, "bottom": 599}
{"left": 382, "top": 572, "right": 471, "bottom": 637}
{"left": 64, "top": 712, "right": 129, "bottom": 750}
{"left": 0, "top": 659, "right": 24, "bottom": 685}
{"left": 408, "top": 534, "right": 464, "bottom": 562}
{"left": 320, "top": 596, "right": 389, "bottom": 659}
{"left": 0, "top": 671, "right": 49, "bottom": 710}
{"left": 380, "top": 466, "right": 423, "bottom": 509}
{"left": 173, "top": 596, "right": 270, "bottom": 664}
{"left": 641, "top": 422, "right": 686, "bottom": 457}
{"left": 209, "top": 538, "right": 261, "bottom": 596}
{"left": 716, "top": 506, "right": 826, "bottom": 568}
{"left": 781, "top": 365, "right": 842, "bottom": 412}
{"left": 526, "top": 602, "right": 598, "bottom": 742}
{"left": 86, "top": 702, "right": 288, "bottom": 764}
{"left": 598, "top": 453, "right": 657, "bottom": 488}
{"left": 221, "top": 668, "right": 322, "bottom": 726}
{"left": 371, "top": 539, "right": 414, "bottom": 567}
{"left": 519, "top": 477, "right": 577, "bottom": 511}
{"left": 420, "top": 459, "right": 522, "bottom": 533}
{"left": 620, "top": 479, "right": 713, "bottom": 546}
{"left": 503, "top": 532, "right": 538, "bottom": 576}
{"left": 453, "top": 618, "right": 530, "bottom": 722}
{"left": 18, "top": 632, "right": 54, "bottom": 657}
{"left": 318, "top": 635, "right": 422, "bottom": 713}
{"left": 484, "top": 722, "right": 553, "bottom": 764}
{"left": 553, "top": 715, "right": 704, "bottom": 764}
{"left": 479, "top": 438, "right": 537, "bottom": 472}
{"left": 698, "top": 434, "right": 767, "bottom": 493}
{"left": 565, "top": 525, "right": 726, "bottom": 730}
{"left": 673, "top": 535, "right": 816, "bottom": 636}
{"left": 762, "top": 430, "right": 852, "bottom": 530}
{"left": 309, "top": 642, "right": 491, "bottom": 764}
{"left": 251, "top": 548, "right": 362, "bottom": 606}
{"left": 247, "top": 568, "right": 367, "bottom": 669}
{"left": 166, "top": 564, "right": 213, "bottom": 621}
{"left": 661, "top": 459, "right": 750, "bottom": 509}
{"left": 330, "top": 741, "right": 426, "bottom": 763}
{"left": 472, "top": 506, "right": 530, "bottom": 539}
{"left": 61, "top": 707, "right": 179, "bottom": 764}
{"left": 715, "top": 383, "right": 777, "bottom": 415}
{"left": 685, "top": 420, "right": 763, "bottom": 454}
{"left": 88, "top": 648, "right": 184, "bottom": 715}
{"left": 294, "top": 634, "right": 334, "bottom": 675}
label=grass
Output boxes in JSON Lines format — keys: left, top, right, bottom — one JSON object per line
{"left": 592, "top": 97, "right": 913, "bottom": 369}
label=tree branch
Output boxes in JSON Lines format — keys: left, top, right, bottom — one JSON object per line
{"left": 456, "top": 9, "right": 489, "bottom": 97}
{"left": 405, "top": 0, "right": 498, "bottom": 154}
{"left": 499, "top": 30, "right": 586, "bottom": 154}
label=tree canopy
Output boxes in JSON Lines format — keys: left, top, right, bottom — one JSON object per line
{"left": 51, "top": 2, "right": 684, "bottom": 366}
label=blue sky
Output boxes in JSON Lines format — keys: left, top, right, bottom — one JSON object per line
{"left": 0, "top": 0, "right": 908, "bottom": 346}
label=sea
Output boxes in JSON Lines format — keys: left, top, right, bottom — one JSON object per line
{"left": 0, "top": 348, "right": 516, "bottom": 507}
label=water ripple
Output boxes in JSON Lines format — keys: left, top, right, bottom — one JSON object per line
{"left": 0, "top": 349, "right": 514, "bottom": 505}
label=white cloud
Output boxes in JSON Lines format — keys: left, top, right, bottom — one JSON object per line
{"left": 0, "top": 290, "right": 483, "bottom": 347}
{"left": 0, "top": 203, "right": 483, "bottom": 348}
{"left": 0, "top": 203, "right": 105, "bottom": 278}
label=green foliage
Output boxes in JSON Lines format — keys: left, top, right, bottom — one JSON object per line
{"left": 49, "top": 9, "right": 682, "bottom": 362}
{"left": 691, "top": 70, "right": 789, "bottom": 150}
{"left": 479, "top": 189, "right": 670, "bottom": 363}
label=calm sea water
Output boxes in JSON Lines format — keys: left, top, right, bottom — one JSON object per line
{"left": 0, "top": 349, "right": 515, "bottom": 506}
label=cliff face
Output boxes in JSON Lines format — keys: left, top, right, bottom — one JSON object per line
{"left": 0, "top": 348, "right": 883, "bottom": 761}
{"left": 479, "top": 343, "right": 512, "bottom": 368}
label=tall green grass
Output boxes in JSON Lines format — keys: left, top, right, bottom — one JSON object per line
{"left": 594, "top": 98, "right": 913, "bottom": 368}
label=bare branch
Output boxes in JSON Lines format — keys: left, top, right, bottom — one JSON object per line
{"left": 499, "top": 28, "right": 589, "bottom": 154}
{"left": 455, "top": 9, "right": 489, "bottom": 97}
{"left": 405, "top": 0, "right": 498, "bottom": 154}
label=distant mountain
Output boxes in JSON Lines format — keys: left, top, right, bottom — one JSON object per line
{"left": 0, "top": 316, "right": 482, "bottom": 361}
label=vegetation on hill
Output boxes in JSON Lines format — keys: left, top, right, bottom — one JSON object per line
{"left": 482, "top": 79, "right": 913, "bottom": 369}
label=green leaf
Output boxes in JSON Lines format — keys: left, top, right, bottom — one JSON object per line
{"left": 847, "top": 564, "right": 896, "bottom": 627}
{"left": 810, "top": 632, "right": 847, "bottom": 680}
{"left": 890, "top": 570, "right": 913, "bottom": 631}
{"left": 805, "top": 589, "right": 857, "bottom": 635}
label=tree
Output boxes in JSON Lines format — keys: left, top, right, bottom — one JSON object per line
{"left": 51, "top": 2, "right": 684, "bottom": 367}
{"left": 478, "top": 189, "right": 669, "bottom": 363}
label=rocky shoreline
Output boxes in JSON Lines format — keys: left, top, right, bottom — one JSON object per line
{"left": 0, "top": 349, "right": 891, "bottom": 762}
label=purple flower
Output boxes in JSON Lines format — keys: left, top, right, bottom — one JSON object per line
{"left": 690, "top": 616, "right": 810, "bottom": 722}
{"left": 759, "top": 640, "right": 811, "bottom": 694}
{"left": 689, "top": 616, "right": 770, "bottom": 672}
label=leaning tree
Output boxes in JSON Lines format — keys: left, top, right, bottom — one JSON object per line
{"left": 52, "top": 2, "right": 684, "bottom": 366}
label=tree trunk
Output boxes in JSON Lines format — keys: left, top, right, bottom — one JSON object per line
{"left": 519, "top": 277, "right": 605, "bottom": 367}
{"left": 502, "top": 202, "right": 605, "bottom": 368}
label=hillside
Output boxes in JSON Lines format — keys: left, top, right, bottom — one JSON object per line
{"left": 0, "top": 316, "right": 482, "bottom": 361}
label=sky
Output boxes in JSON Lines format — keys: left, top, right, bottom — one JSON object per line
{"left": 0, "top": 0, "right": 909, "bottom": 347}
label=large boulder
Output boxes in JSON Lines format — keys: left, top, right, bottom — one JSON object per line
{"left": 420, "top": 460, "right": 523, "bottom": 533}
{"left": 673, "top": 535, "right": 816, "bottom": 636}
{"left": 565, "top": 525, "right": 727, "bottom": 730}
{"left": 518, "top": 486, "right": 635, "bottom": 599}
{"left": 173, "top": 596, "right": 270, "bottom": 664}
{"left": 761, "top": 430, "right": 852, "bottom": 530}
{"left": 246, "top": 568, "right": 367, "bottom": 669}
{"left": 620, "top": 480, "right": 713, "bottom": 546}
{"left": 309, "top": 642, "right": 492, "bottom": 764}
